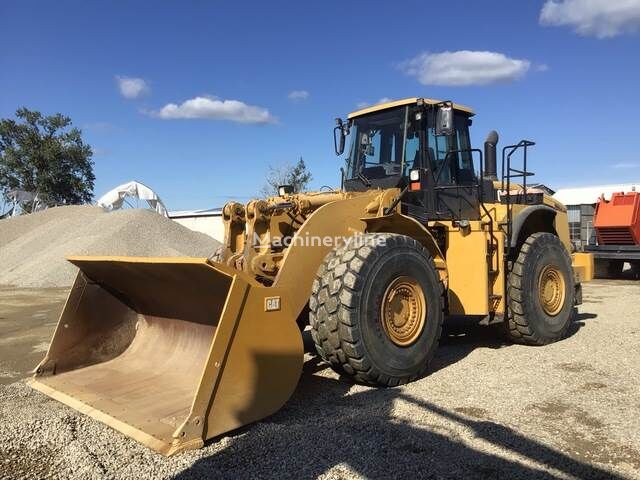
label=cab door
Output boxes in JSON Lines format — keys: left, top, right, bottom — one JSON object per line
{"left": 425, "top": 113, "right": 481, "bottom": 221}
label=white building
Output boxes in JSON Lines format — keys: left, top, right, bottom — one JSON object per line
{"left": 169, "top": 208, "right": 224, "bottom": 242}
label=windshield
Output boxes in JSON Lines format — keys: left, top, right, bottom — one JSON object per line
{"left": 345, "top": 106, "right": 415, "bottom": 184}
{"left": 344, "top": 106, "right": 475, "bottom": 189}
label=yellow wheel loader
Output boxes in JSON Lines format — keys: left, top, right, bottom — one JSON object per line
{"left": 30, "top": 97, "right": 594, "bottom": 455}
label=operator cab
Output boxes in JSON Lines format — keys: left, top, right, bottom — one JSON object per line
{"left": 335, "top": 98, "right": 488, "bottom": 221}
{"left": 343, "top": 98, "right": 474, "bottom": 190}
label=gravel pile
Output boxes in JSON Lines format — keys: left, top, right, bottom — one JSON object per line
{"left": 0, "top": 206, "right": 220, "bottom": 288}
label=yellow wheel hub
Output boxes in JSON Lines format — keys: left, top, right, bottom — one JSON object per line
{"left": 381, "top": 276, "right": 426, "bottom": 346}
{"left": 538, "top": 264, "right": 566, "bottom": 316}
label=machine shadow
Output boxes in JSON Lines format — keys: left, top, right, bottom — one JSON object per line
{"left": 566, "top": 311, "right": 598, "bottom": 337}
{"left": 304, "top": 309, "right": 594, "bottom": 380}
{"left": 429, "top": 316, "right": 507, "bottom": 374}
{"left": 173, "top": 355, "right": 620, "bottom": 480}
{"left": 430, "top": 308, "right": 595, "bottom": 374}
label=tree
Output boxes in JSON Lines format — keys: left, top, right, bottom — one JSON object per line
{"left": 261, "top": 157, "right": 313, "bottom": 196}
{"left": 0, "top": 108, "right": 95, "bottom": 212}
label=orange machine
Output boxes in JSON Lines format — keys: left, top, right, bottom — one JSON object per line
{"left": 587, "top": 191, "right": 640, "bottom": 277}
{"left": 594, "top": 192, "right": 640, "bottom": 245}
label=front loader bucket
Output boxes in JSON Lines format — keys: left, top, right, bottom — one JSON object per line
{"left": 30, "top": 257, "right": 303, "bottom": 455}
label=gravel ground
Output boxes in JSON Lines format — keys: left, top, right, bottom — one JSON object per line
{"left": 1, "top": 280, "right": 639, "bottom": 479}
{"left": 0, "top": 206, "right": 220, "bottom": 288}
{"left": 0, "top": 287, "right": 67, "bottom": 385}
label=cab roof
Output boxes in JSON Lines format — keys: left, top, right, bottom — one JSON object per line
{"left": 347, "top": 97, "right": 475, "bottom": 119}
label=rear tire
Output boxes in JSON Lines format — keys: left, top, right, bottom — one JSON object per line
{"left": 309, "top": 233, "right": 444, "bottom": 386}
{"left": 505, "top": 232, "right": 575, "bottom": 346}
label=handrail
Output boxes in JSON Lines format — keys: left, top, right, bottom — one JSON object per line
{"left": 501, "top": 140, "right": 535, "bottom": 195}
{"left": 500, "top": 140, "right": 536, "bottom": 252}
{"left": 500, "top": 139, "right": 536, "bottom": 323}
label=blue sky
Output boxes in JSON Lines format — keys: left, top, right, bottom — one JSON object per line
{"left": 1, "top": 0, "right": 640, "bottom": 210}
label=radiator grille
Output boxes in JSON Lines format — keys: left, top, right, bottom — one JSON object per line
{"left": 597, "top": 227, "right": 635, "bottom": 245}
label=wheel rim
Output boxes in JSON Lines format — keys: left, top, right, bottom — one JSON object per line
{"left": 381, "top": 276, "right": 426, "bottom": 346}
{"left": 537, "top": 264, "right": 566, "bottom": 316}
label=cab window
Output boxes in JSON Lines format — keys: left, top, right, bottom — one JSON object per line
{"left": 427, "top": 114, "right": 475, "bottom": 185}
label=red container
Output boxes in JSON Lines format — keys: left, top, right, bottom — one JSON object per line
{"left": 594, "top": 191, "right": 640, "bottom": 245}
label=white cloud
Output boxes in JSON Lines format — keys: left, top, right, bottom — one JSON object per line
{"left": 115, "top": 76, "right": 150, "bottom": 99}
{"left": 540, "top": 0, "right": 640, "bottom": 38}
{"left": 288, "top": 90, "right": 309, "bottom": 101}
{"left": 612, "top": 162, "right": 640, "bottom": 169}
{"left": 151, "top": 95, "right": 276, "bottom": 124}
{"left": 399, "top": 50, "right": 531, "bottom": 86}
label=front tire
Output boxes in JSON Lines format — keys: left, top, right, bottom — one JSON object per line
{"left": 505, "top": 232, "right": 575, "bottom": 345}
{"left": 309, "top": 233, "right": 444, "bottom": 387}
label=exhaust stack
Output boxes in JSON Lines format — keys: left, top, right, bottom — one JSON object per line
{"left": 484, "top": 130, "right": 499, "bottom": 180}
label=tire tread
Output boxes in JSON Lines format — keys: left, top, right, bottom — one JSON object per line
{"left": 505, "top": 232, "right": 574, "bottom": 345}
{"left": 309, "top": 233, "right": 444, "bottom": 386}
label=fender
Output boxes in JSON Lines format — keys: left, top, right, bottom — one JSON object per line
{"left": 510, "top": 205, "right": 557, "bottom": 249}
{"left": 363, "top": 213, "right": 448, "bottom": 287}
{"left": 274, "top": 191, "right": 380, "bottom": 318}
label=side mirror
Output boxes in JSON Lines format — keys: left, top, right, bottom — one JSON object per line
{"left": 435, "top": 105, "right": 454, "bottom": 136}
{"left": 334, "top": 118, "right": 346, "bottom": 155}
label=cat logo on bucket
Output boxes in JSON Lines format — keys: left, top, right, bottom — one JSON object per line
{"left": 264, "top": 296, "right": 281, "bottom": 312}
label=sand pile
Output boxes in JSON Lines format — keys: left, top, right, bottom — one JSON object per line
{"left": 0, "top": 205, "right": 221, "bottom": 288}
